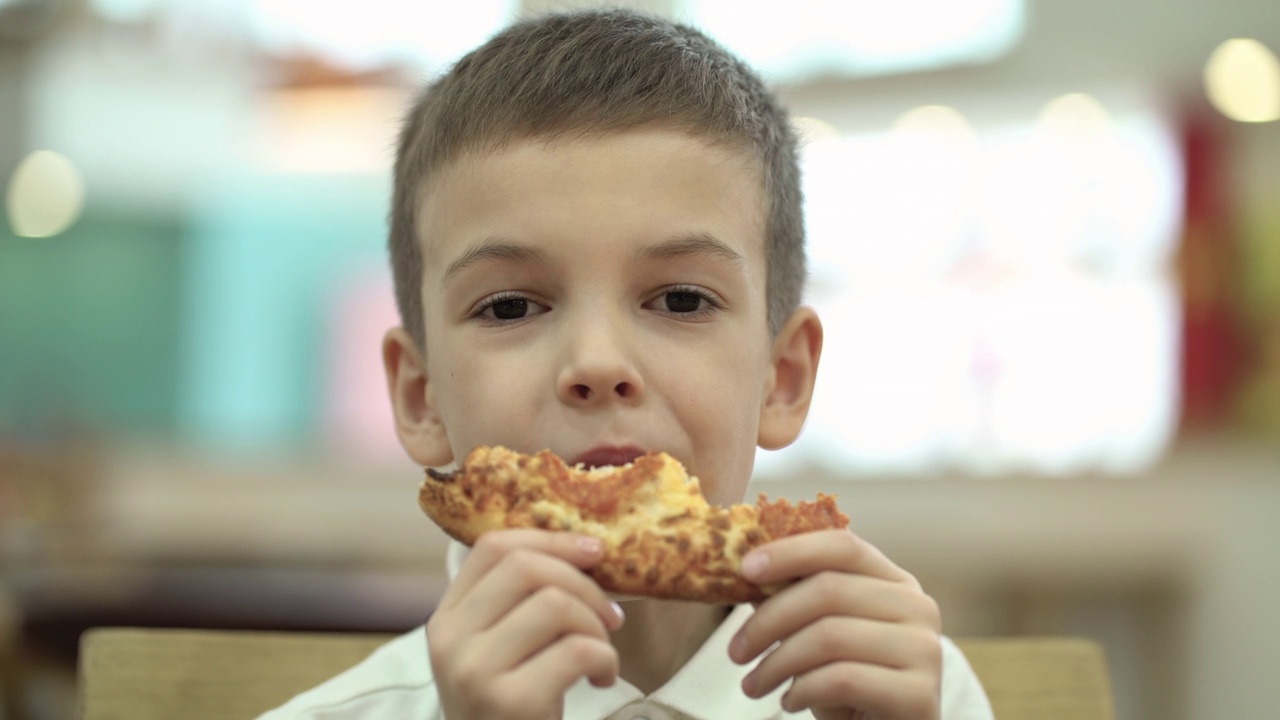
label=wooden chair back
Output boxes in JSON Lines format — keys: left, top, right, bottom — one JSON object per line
{"left": 956, "top": 637, "right": 1116, "bottom": 720}
{"left": 79, "top": 628, "right": 1116, "bottom": 719}
{"left": 79, "top": 628, "right": 394, "bottom": 720}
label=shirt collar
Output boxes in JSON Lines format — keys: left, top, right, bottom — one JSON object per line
{"left": 446, "top": 541, "right": 788, "bottom": 720}
{"left": 559, "top": 604, "right": 788, "bottom": 720}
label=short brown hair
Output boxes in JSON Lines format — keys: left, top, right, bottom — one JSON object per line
{"left": 389, "top": 9, "right": 804, "bottom": 350}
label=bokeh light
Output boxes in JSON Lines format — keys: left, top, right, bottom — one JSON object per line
{"left": 892, "top": 104, "right": 978, "bottom": 138}
{"left": 1204, "top": 38, "right": 1280, "bottom": 123}
{"left": 1036, "top": 92, "right": 1114, "bottom": 137}
{"left": 5, "top": 150, "right": 86, "bottom": 238}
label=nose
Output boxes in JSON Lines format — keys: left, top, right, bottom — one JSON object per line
{"left": 556, "top": 315, "right": 644, "bottom": 407}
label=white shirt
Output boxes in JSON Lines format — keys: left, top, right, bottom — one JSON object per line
{"left": 261, "top": 543, "right": 994, "bottom": 720}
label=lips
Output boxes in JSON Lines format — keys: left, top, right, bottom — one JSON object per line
{"left": 571, "top": 445, "right": 647, "bottom": 469}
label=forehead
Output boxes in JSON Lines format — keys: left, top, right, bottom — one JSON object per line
{"left": 416, "top": 128, "right": 768, "bottom": 274}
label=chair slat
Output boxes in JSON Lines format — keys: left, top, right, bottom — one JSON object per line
{"left": 79, "top": 628, "right": 1116, "bottom": 720}
{"left": 79, "top": 628, "right": 397, "bottom": 720}
{"left": 954, "top": 637, "right": 1116, "bottom": 720}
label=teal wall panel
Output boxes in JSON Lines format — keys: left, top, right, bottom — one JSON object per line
{"left": 178, "top": 173, "right": 390, "bottom": 451}
{"left": 0, "top": 209, "right": 182, "bottom": 435}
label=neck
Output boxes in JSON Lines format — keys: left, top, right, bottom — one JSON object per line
{"left": 610, "top": 599, "right": 733, "bottom": 695}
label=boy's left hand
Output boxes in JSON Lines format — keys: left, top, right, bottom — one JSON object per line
{"left": 729, "top": 530, "right": 942, "bottom": 720}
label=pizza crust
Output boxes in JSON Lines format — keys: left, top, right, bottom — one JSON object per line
{"left": 418, "top": 445, "right": 849, "bottom": 603}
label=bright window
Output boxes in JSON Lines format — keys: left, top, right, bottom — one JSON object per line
{"left": 249, "top": 0, "right": 516, "bottom": 70}
{"left": 679, "top": 0, "right": 1024, "bottom": 81}
{"left": 756, "top": 97, "right": 1183, "bottom": 477}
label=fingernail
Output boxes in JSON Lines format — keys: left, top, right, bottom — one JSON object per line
{"left": 741, "top": 673, "right": 756, "bottom": 697}
{"left": 577, "top": 536, "right": 603, "bottom": 554}
{"left": 741, "top": 551, "right": 768, "bottom": 579}
{"left": 609, "top": 601, "right": 625, "bottom": 625}
{"left": 781, "top": 690, "right": 794, "bottom": 712}
{"left": 728, "top": 633, "right": 747, "bottom": 663}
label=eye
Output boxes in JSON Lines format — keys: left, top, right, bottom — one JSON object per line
{"left": 472, "top": 292, "right": 548, "bottom": 324}
{"left": 645, "top": 285, "right": 722, "bottom": 319}
{"left": 491, "top": 298, "right": 529, "bottom": 320}
{"left": 664, "top": 290, "right": 704, "bottom": 313}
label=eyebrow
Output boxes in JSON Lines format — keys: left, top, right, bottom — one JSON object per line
{"left": 441, "top": 231, "right": 746, "bottom": 288}
{"left": 441, "top": 238, "right": 549, "bottom": 288}
{"left": 637, "top": 232, "right": 746, "bottom": 267}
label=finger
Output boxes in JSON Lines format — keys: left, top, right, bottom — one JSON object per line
{"left": 504, "top": 634, "right": 620, "bottom": 704}
{"left": 444, "top": 529, "right": 605, "bottom": 603}
{"left": 451, "top": 546, "right": 624, "bottom": 639}
{"left": 467, "top": 634, "right": 615, "bottom": 720}
{"left": 742, "top": 530, "right": 918, "bottom": 587}
{"left": 780, "top": 661, "right": 939, "bottom": 719}
{"left": 742, "top": 616, "right": 938, "bottom": 698}
{"left": 731, "top": 571, "right": 939, "bottom": 664}
{"left": 473, "top": 585, "right": 614, "bottom": 672}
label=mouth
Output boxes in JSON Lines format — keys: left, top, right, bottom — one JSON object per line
{"left": 570, "top": 445, "right": 647, "bottom": 470}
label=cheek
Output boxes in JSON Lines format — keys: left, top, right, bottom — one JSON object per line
{"left": 437, "top": 352, "right": 508, "bottom": 412}
{"left": 698, "top": 333, "right": 766, "bottom": 396}
{"left": 672, "top": 345, "right": 768, "bottom": 504}
{"left": 428, "top": 343, "right": 490, "bottom": 430}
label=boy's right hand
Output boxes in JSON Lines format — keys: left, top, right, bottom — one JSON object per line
{"left": 426, "top": 530, "right": 625, "bottom": 720}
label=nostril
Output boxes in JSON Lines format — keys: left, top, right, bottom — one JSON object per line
{"left": 573, "top": 384, "right": 591, "bottom": 400}
{"left": 614, "top": 382, "right": 633, "bottom": 398}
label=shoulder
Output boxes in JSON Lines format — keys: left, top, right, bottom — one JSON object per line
{"left": 939, "top": 636, "right": 996, "bottom": 720}
{"left": 256, "top": 627, "right": 439, "bottom": 720}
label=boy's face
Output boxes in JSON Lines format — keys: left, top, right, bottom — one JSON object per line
{"left": 385, "top": 127, "right": 819, "bottom": 507}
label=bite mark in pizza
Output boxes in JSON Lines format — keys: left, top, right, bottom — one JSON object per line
{"left": 418, "top": 445, "right": 850, "bottom": 603}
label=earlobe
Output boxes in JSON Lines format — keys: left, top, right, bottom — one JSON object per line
{"left": 382, "top": 327, "right": 454, "bottom": 467}
{"left": 757, "top": 307, "right": 823, "bottom": 450}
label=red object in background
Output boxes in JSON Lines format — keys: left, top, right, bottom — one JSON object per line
{"left": 322, "top": 270, "right": 404, "bottom": 460}
{"left": 1177, "top": 113, "right": 1246, "bottom": 430}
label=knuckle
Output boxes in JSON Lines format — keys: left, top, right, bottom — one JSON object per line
{"left": 903, "top": 625, "right": 943, "bottom": 669}
{"left": 815, "top": 633, "right": 843, "bottom": 659}
{"left": 813, "top": 571, "right": 848, "bottom": 608}
{"left": 825, "top": 668, "right": 861, "bottom": 700}
{"left": 835, "top": 529, "right": 864, "bottom": 557}
{"left": 507, "top": 546, "right": 540, "bottom": 564}
{"left": 903, "top": 677, "right": 942, "bottom": 719}
{"left": 920, "top": 593, "right": 942, "bottom": 629}
{"left": 498, "top": 549, "right": 542, "bottom": 583}
{"left": 472, "top": 531, "right": 509, "bottom": 558}
{"left": 425, "top": 616, "right": 455, "bottom": 655}
{"left": 901, "top": 569, "right": 925, "bottom": 593}
{"left": 450, "top": 654, "right": 487, "bottom": 697}
{"left": 813, "top": 617, "right": 848, "bottom": 656}
{"left": 424, "top": 613, "right": 444, "bottom": 641}
{"left": 532, "top": 585, "right": 575, "bottom": 615}
{"left": 919, "top": 630, "right": 944, "bottom": 668}
{"left": 563, "top": 634, "right": 609, "bottom": 666}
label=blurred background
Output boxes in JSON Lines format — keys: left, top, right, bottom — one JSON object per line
{"left": 1, "top": 0, "right": 1278, "bottom": 717}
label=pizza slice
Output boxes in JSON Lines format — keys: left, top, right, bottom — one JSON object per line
{"left": 418, "top": 445, "right": 849, "bottom": 603}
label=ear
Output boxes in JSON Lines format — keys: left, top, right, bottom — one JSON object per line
{"left": 758, "top": 307, "right": 823, "bottom": 450}
{"left": 383, "top": 326, "right": 454, "bottom": 467}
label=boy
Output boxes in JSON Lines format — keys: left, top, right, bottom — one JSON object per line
{"left": 264, "top": 9, "right": 993, "bottom": 719}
